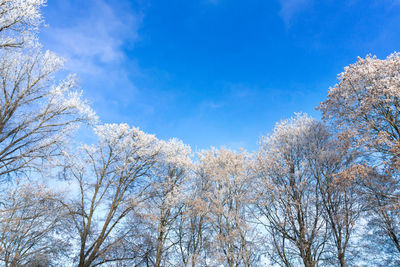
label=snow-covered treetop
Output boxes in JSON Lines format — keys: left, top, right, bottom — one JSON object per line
{"left": 259, "top": 113, "right": 315, "bottom": 156}
{"left": 319, "top": 52, "right": 400, "bottom": 166}
{"left": 0, "top": 0, "right": 46, "bottom": 48}
{"left": 158, "top": 138, "right": 192, "bottom": 169}
{"left": 93, "top": 123, "right": 160, "bottom": 159}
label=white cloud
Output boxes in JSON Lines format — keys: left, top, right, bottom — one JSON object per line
{"left": 43, "top": 0, "right": 142, "bottom": 75}
{"left": 40, "top": 0, "right": 147, "bottom": 124}
{"left": 279, "top": 0, "right": 311, "bottom": 27}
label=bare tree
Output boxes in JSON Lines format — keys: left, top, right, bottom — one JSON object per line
{"left": 173, "top": 168, "right": 211, "bottom": 267}
{"left": 254, "top": 114, "right": 329, "bottom": 267}
{"left": 306, "top": 122, "right": 363, "bottom": 267}
{"left": 319, "top": 53, "right": 400, "bottom": 258}
{"left": 126, "top": 138, "right": 192, "bottom": 267}
{"left": 0, "top": 1, "right": 96, "bottom": 266}
{"left": 0, "top": 47, "right": 96, "bottom": 181}
{"left": 0, "top": 0, "right": 95, "bottom": 181}
{"left": 198, "top": 148, "right": 259, "bottom": 267}
{"left": 61, "top": 123, "right": 159, "bottom": 267}
{"left": 0, "top": 181, "right": 69, "bottom": 266}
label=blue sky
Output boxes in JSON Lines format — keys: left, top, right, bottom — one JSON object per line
{"left": 40, "top": 0, "right": 400, "bottom": 151}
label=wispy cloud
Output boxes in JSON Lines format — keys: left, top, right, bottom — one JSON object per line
{"left": 278, "top": 0, "right": 312, "bottom": 27}
{"left": 41, "top": 0, "right": 147, "bottom": 123}
{"left": 43, "top": 0, "right": 142, "bottom": 75}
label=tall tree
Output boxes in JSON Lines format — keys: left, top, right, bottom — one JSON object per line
{"left": 254, "top": 114, "right": 329, "bottom": 267}
{"left": 306, "top": 122, "right": 363, "bottom": 267}
{"left": 173, "top": 168, "right": 211, "bottom": 267}
{"left": 0, "top": 0, "right": 95, "bottom": 181}
{"left": 0, "top": 48, "right": 96, "bottom": 180}
{"left": 0, "top": 182, "right": 69, "bottom": 266}
{"left": 61, "top": 123, "right": 159, "bottom": 267}
{"left": 319, "top": 53, "right": 400, "bottom": 258}
{"left": 130, "top": 138, "right": 192, "bottom": 267}
{"left": 198, "top": 148, "right": 258, "bottom": 267}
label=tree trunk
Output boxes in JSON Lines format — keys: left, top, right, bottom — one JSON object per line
{"left": 155, "top": 230, "right": 164, "bottom": 267}
{"left": 338, "top": 252, "right": 346, "bottom": 267}
{"left": 302, "top": 249, "right": 316, "bottom": 267}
